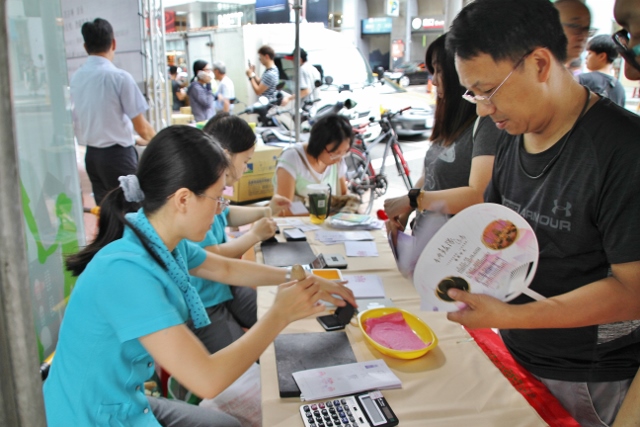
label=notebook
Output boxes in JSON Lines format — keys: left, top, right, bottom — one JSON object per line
{"left": 273, "top": 332, "right": 357, "bottom": 398}
{"left": 261, "top": 240, "right": 317, "bottom": 268}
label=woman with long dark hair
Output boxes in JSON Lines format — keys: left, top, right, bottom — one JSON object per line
{"left": 384, "top": 33, "right": 507, "bottom": 245}
{"left": 44, "top": 126, "right": 354, "bottom": 426}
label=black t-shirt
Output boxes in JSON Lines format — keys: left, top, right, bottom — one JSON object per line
{"left": 172, "top": 80, "right": 184, "bottom": 111}
{"left": 413, "top": 116, "right": 507, "bottom": 244}
{"left": 485, "top": 97, "right": 640, "bottom": 382}
{"left": 578, "top": 72, "right": 626, "bottom": 108}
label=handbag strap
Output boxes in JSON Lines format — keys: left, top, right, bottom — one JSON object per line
{"left": 293, "top": 146, "right": 323, "bottom": 185}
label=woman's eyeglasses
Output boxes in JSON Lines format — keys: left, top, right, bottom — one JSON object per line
{"left": 201, "top": 194, "right": 230, "bottom": 210}
{"left": 612, "top": 29, "right": 640, "bottom": 74}
{"left": 325, "top": 147, "right": 348, "bottom": 160}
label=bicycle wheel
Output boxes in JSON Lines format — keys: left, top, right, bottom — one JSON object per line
{"left": 393, "top": 143, "right": 413, "bottom": 190}
{"left": 344, "top": 148, "right": 376, "bottom": 215}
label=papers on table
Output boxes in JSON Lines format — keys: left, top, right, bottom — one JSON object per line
{"left": 293, "top": 359, "right": 402, "bottom": 401}
{"left": 275, "top": 218, "right": 305, "bottom": 227}
{"left": 345, "top": 241, "right": 378, "bottom": 257}
{"left": 289, "top": 201, "right": 309, "bottom": 215}
{"left": 328, "top": 213, "right": 385, "bottom": 230}
{"left": 315, "top": 230, "right": 374, "bottom": 245}
{"left": 344, "top": 274, "right": 386, "bottom": 299}
{"left": 275, "top": 218, "right": 319, "bottom": 232}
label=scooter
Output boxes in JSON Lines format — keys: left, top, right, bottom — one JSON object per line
{"left": 237, "top": 82, "right": 287, "bottom": 127}
{"left": 259, "top": 97, "right": 357, "bottom": 144}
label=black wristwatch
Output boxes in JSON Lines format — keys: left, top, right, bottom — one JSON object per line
{"left": 408, "top": 188, "right": 421, "bottom": 209}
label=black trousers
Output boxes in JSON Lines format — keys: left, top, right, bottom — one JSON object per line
{"left": 85, "top": 145, "right": 138, "bottom": 205}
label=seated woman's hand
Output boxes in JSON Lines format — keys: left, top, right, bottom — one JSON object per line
{"left": 251, "top": 217, "right": 277, "bottom": 241}
{"left": 313, "top": 276, "right": 357, "bottom": 308}
{"left": 271, "top": 276, "right": 325, "bottom": 324}
{"left": 269, "top": 194, "right": 292, "bottom": 217}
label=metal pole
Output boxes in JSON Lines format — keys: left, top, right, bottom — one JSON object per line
{"left": 0, "top": 0, "right": 47, "bottom": 425}
{"left": 293, "top": 0, "right": 301, "bottom": 142}
{"left": 404, "top": 0, "right": 411, "bottom": 65}
{"left": 159, "top": 0, "right": 172, "bottom": 128}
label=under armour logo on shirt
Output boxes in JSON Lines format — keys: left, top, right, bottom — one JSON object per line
{"left": 552, "top": 200, "right": 572, "bottom": 217}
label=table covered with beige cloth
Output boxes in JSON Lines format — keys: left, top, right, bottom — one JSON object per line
{"left": 256, "top": 219, "right": 548, "bottom": 427}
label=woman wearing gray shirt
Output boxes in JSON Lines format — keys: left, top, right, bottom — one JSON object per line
{"left": 384, "top": 34, "right": 507, "bottom": 253}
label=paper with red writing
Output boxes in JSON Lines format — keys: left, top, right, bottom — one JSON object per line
{"left": 343, "top": 274, "right": 385, "bottom": 299}
{"left": 292, "top": 359, "right": 401, "bottom": 401}
{"left": 344, "top": 241, "right": 378, "bottom": 257}
{"left": 414, "top": 203, "right": 541, "bottom": 312}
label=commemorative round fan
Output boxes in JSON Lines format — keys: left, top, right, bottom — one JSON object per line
{"left": 413, "top": 203, "right": 541, "bottom": 312}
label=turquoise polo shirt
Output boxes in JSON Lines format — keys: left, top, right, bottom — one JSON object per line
{"left": 190, "top": 208, "right": 234, "bottom": 308}
{"left": 43, "top": 217, "right": 207, "bottom": 426}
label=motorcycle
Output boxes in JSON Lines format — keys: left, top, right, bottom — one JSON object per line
{"left": 259, "top": 76, "right": 358, "bottom": 145}
{"left": 236, "top": 81, "right": 287, "bottom": 127}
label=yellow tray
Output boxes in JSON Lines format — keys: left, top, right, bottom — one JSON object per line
{"left": 358, "top": 308, "right": 438, "bottom": 360}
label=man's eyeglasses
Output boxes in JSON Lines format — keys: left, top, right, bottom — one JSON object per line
{"left": 612, "top": 29, "right": 640, "bottom": 73}
{"left": 462, "top": 51, "right": 533, "bottom": 105}
{"left": 201, "top": 194, "right": 230, "bottom": 210}
{"left": 562, "top": 22, "right": 597, "bottom": 37}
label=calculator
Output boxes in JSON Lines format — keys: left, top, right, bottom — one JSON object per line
{"left": 299, "top": 390, "right": 399, "bottom": 427}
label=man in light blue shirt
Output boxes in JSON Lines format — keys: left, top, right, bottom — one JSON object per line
{"left": 71, "top": 18, "right": 156, "bottom": 204}
{"left": 212, "top": 60, "right": 235, "bottom": 113}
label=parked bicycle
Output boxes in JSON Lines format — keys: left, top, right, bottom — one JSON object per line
{"left": 344, "top": 107, "right": 413, "bottom": 214}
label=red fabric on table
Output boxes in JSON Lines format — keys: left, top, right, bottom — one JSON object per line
{"left": 465, "top": 328, "right": 580, "bottom": 427}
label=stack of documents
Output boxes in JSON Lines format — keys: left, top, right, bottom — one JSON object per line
{"left": 328, "top": 213, "right": 384, "bottom": 230}
{"left": 315, "top": 230, "right": 374, "bottom": 245}
{"left": 343, "top": 274, "right": 386, "bottom": 299}
{"left": 292, "top": 359, "right": 402, "bottom": 401}
{"left": 345, "top": 241, "right": 378, "bottom": 257}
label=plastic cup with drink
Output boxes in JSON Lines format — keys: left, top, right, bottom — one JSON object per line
{"left": 307, "top": 184, "right": 331, "bottom": 224}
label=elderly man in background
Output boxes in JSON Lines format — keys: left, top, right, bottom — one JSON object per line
{"left": 212, "top": 61, "right": 235, "bottom": 113}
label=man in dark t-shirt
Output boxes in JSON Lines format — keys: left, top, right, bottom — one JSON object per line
{"left": 578, "top": 35, "right": 626, "bottom": 107}
{"left": 446, "top": 1, "right": 640, "bottom": 425}
{"left": 169, "top": 66, "right": 186, "bottom": 111}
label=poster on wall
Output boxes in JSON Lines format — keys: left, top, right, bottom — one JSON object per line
{"left": 60, "top": 0, "right": 144, "bottom": 86}
{"left": 386, "top": 0, "right": 399, "bottom": 17}
{"left": 8, "top": 0, "right": 86, "bottom": 363}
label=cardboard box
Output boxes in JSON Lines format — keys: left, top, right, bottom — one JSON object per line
{"left": 245, "top": 144, "right": 283, "bottom": 176}
{"left": 171, "top": 113, "right": 194, "bottom": 125}
{"left": 222, "top": 144, "right": 283, "bottom": 203}
{"left": 224, "top": 173, "right": 276, "bottom": 203}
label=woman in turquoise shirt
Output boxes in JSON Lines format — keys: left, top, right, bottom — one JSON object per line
{"left": 43, "top": 126, "right": 355, "bottom": 426}
{"left": 187, "top": 113, "right": 290, "bottom": 355}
